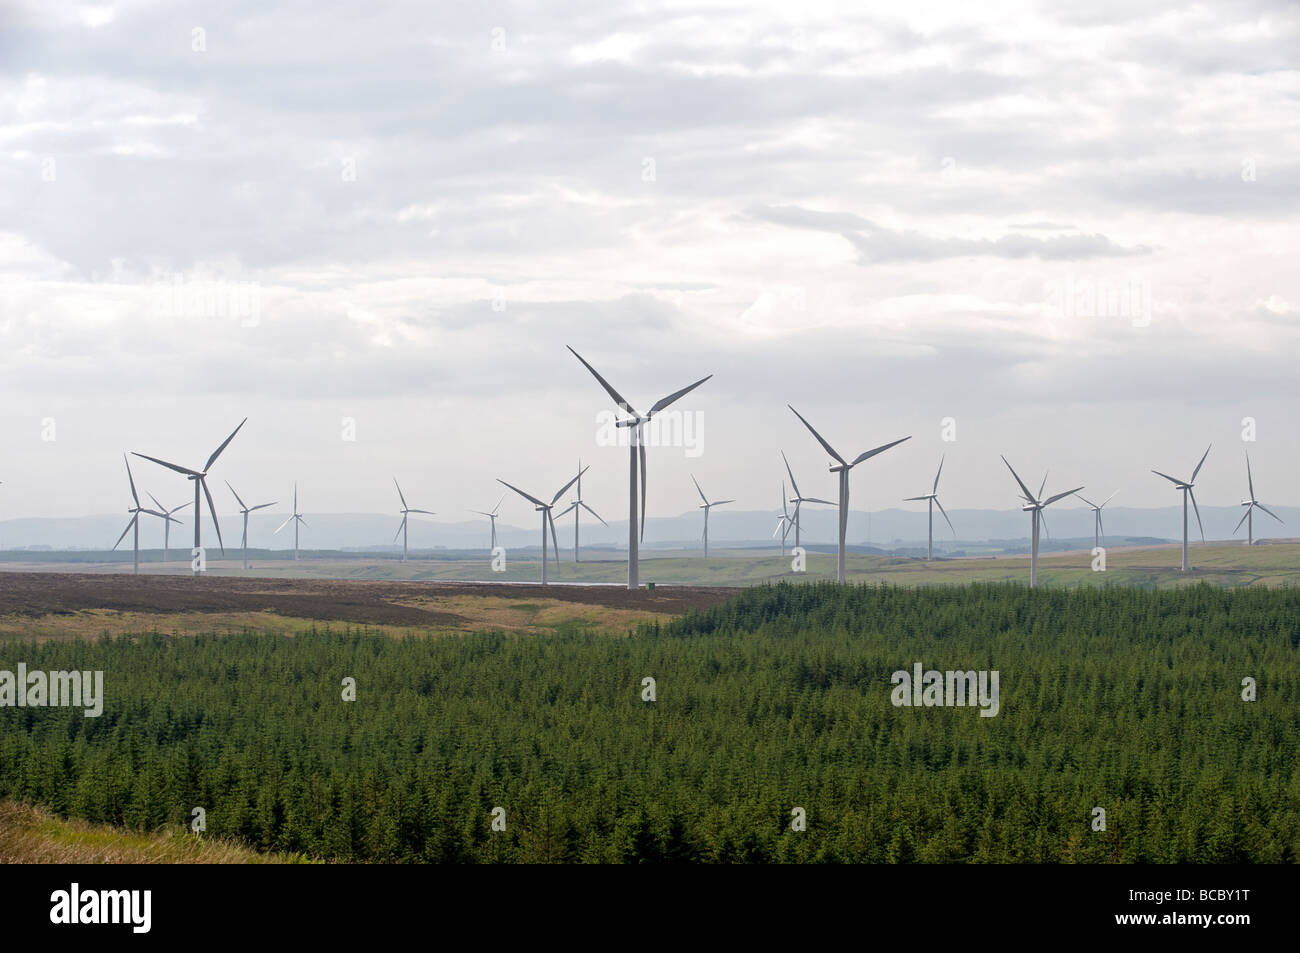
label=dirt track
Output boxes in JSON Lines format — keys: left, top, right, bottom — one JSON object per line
{"left": 0, "top": 572, "right": 739, "bottom": 628}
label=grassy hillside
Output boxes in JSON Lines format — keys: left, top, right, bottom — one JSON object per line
{"left": 2, "top": 581, "right": 1296, "bottom": 863}
{"left": 0, "top": 800, "right": 308, "bottom": 863}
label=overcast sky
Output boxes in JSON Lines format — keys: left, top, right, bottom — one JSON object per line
{"left": 1, "top": 0, "right": 1297, "bottom": 530}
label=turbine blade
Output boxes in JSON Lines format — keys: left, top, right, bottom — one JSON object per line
{"left": 147, "top": 491, "right": 165, "bottom": 512}
{"left": 781, "top": 450, "right": 802, "bottom": 499}
{"left": 296, "top": 516, "right": 309, "bottom": 529}
{"left": 493, "top": 495, "right": 505, "bottom": 515}
{"left": 580, "top": 501, "right": 607, "bottom": 526}
{"left": 204, "top": 418, "right": 248, "bottom": 472}
{"left": 648, "top": 374, "right": 712, "bottom": 416}
{"left": 408, "top": 508, "right": 436, "bottom": 515}
{"left": 933, "top": 454, "right": 944, "bottom": 494}
{"left": 1101, "top": 490, "right": 1118, "bottom": 508}
{"left": 1151, "top": 470, "right": 1184, "bottom": 487}
{"left": 1189, "top": 489, "right": 1205, "bottom": 542}
{"left": 497, "top": 478, "right": 547, "bottom": 508}
{"left": 691, "top": 473, "right": 708, "bottom": 506}
{"left": 1233, "top": 507, "right": 1251, "bottom": 535}
{"left": 566, "top": 346, "right": 639, "bottom": 417}
{"left": 1040, "top": 511, "right": 1050, "bottom": 539}
{"left": 394, "top": 477, "right": 408, "bottom": 510}
{"left": 934, "top": 497, "right": 955, "bottom": 535}
{"left": 124, "top": 455, "right": 140, "bottom": 506}
{"left": 804, "top": 497, "right": 835, "bottom": 506}
{"left": 274, "top": 517, "right": 291, "bottom": 534}
{"left": 548, "top": 509, "right": 560, "bottom": 565}
{"left": 1097, "top": 511, "right": 1104, "bottom": 541}
{"left": 394, "top": 517, "right": 406, "bottom": 543}
{"left": 1076, "top": 494, "right": 1097, "bottom": 508}
{"left": 550, "top": 466, "right": 588, "bottom": 506}
{"left": 787, "top": 405, "right": 846, "bottom": 466}
{"left": 1038, "top": 471, "right": 1049, "bottom": 499}
{"left": 714, "top": 499, "right": 734, "bottom": 506}
{"left": 1191, "top": 444, "right": 1211, "bottom": 482}
{"left": 202, "top": 479, "right": 225, "bottom": 553}
{"left": 555, "top": 502, "right": 578, "bottom": 518}
{"left": 225, "top": 480, "right": 247, "bottom": 511}
{"left": 1245, "top": 450, "right": 1254, "bottom": 499}
{"left": 132, "top": 452, "right": 201, "bottom": 477}
{"left": 903, "top": 495, "right": 930, "bottom": 502}
{"left": 113, "top": 516, "right": 135, "bottom": 550}
{"left": 1256, "top": 502, "right": 1284, "bottom": 525}
{"left": 1043, "top": 486, "right": 1084, "bottom": 507}
{"left": 1002, "top": 456, "right": 1035, "bottom": 503}
{"left": 251, "top": 502, "right": 277, "bottom": 511}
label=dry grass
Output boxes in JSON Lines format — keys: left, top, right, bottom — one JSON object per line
{"left": 0, "top": 800, "right": 310, "bottom": 864}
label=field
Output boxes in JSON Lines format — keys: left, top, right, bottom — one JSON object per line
{"left": 1, "top": 579, "right": 1297, "bottom": 863}
{"left": 5, "top": 539, "right": 1300, "bottom": 589}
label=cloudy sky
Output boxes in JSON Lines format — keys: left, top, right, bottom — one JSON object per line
{"left": 1, "top": 0, "right": 1297, "bottom": 533}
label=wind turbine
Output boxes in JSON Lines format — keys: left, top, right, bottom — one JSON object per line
{"left": 1076, "top": 491, "right": 1118, "bottom": 550}
{"left": 113, "top": 455, "right": 166, "bottom": 574}
{"left": 146, "top": 493, "right": 189, "bottom": 562}
{"left": 788, "top": 407, "right": 910, "bottom": 583}
{"left": 903, "top": 455, "right": 954, "bottom": 561}
{"left": 471, "top": 495, "right": 505, "bottom": 550}
{"left": 567, "top": 346, "right": 712, "bottom": 590}
{"left": 773, "top": 482, "right": 792, "bottom": 556}
{"left": 133, "top": 418, "right": 246, "bottom": 574}
{"left": 780, "top": 450, "right": 834, "bottom": 550}
{"left": 226, "top": 481, "right": 276, "bottom": 571}
{"left": 1152, "top": 445, "right": 1210, "bottom": 571}
{"left": 392, "top": 478, "right": 435, "bottom": 562}
{"left": 497, "top": 467, "right": 586, "bottom": 585}
{"left": 1002, "top": 456, "right": 1083, "bottom": 588}
{"left": 554, "top": 460, "right": 606, "bottom": 563}
{"left": 274, "top": 483, "right": 307, "bottom": 560}
{"left": 691, "top": 475, "right": 734, "bottom": 559}
{"left": 1234, "top": 451, "right": 1283, "bottom": 546}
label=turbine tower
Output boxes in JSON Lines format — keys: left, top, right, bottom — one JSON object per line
{"left": 393, "top": 478, "right": 435, "bottom": 562}
{"left": 146, "top": 493, "right": 189, "bottom": 562}
{"left": 780, "top": 450, "right": 833, "bottom": 550}
{"left": 555, "top": 461, "right": 606, "bottom": 563}
{"left": 1234, "top": 451, "right": 1283, "bottom": 546}
{"left": 274, "top": 484, "right": 307, "bottom": 560}
{"left": 1002, "top": 456, "right": 1083, "bottom": 588}
{"left": 903, "top": 455, "right": 954, "bottom": 561}
{"left": 226, "top": 481, "right": 276, "bottom": 571}
{"left": 133, "top": 418, "right": 246, "bottom": 574}
{"left": 497, "top": 467, "right": 587, "bottom": 585}
{"left": 567, "top": 346, "right": 711, "bottom": 590}
{"left": 1076, "top": 491, "right": 1118, "bottom": 550}
{"left": 1152, "top": 445, "right": 1210, "bottom": 571}
{"left": 691, "top": 474, "right": 734, "bottom": 559}
{"left": 788, "top": 406, "right": 910, "bottom": 583}
{"left": 113, "top": 455, "right": 166, "bottom": 575}
{"left": 471, "top": 495, "right": 505, "bottom": 550}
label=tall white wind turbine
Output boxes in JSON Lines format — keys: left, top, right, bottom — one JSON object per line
{"left": 113, "top": 455, "right": 166, "bottom": 575}
{"left": 1233, "top": 451, "right": 1283, "bottom": 546}
{"left": 788, "top": 407, "right": 910, "bottom": 583}
{"left": 274, "top": 483, "right": 308, "bottom": 560}
{"left": 226, "top": 481, "right": 276, "bottom": 571}
{"left": 1002, "top": 456, "right": 1083, "bottom": 588}
{"left": 691, "top": 474, "right": 733, "bottom": 559}
{"left": 470, "top": 495, "right": 505, "bottom": 551}
{"left": 554, "top": 460, "right": 606, "bottom": 563}
{"left": 567, "top": 346, "right": 711, "bottom": 590}
{"left": 903, "top": 454, "right": 954, "bottom": 561}
{"left": 1076, "top": 491, "right": 1118, "bottom": 550}
{"left": 773, "top": 482, "right": 792, "bottom": 556}
{"left": 497, "top": 467, "right": 587, "bottom": 585}
{"left": 780, "top": 450, "right": 834, "bottom": 551}
{"left": 146, "top": 493, "right": 189, "bottom": 562}
{"left": 392, "top": 478, "right": 435, "bottom": 562}
{"left": 1152, "top": 445, "right": 1210, "bottom": 571}
{"left": 133, "top": 418, "right": 246, "bottom": 574}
